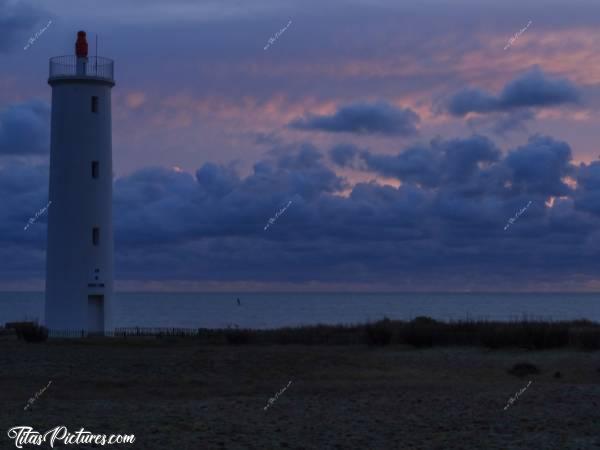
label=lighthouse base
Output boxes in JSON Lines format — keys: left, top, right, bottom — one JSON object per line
{"left": 87, "top": 295, "right": 105, "bottom": 333}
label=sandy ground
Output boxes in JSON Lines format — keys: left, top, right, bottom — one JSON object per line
{"left": 1, "top": 338, "right": 599, "bottom": 449}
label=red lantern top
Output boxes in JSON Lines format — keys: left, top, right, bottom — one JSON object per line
{"left": 75, "top": 31, "right": 88, "bottom": 57}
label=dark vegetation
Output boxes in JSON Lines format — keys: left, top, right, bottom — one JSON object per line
{"left": 14, "top": 317, "right": 599, "bottom": 350}
{"left": 363, "top": 317, "right": 600, "bottom": 350}
{"left": 4, "top": 321, "right": 48, "bottom": 342}
{"left": 508, "top": 362, "right": 541, "bottom": 377}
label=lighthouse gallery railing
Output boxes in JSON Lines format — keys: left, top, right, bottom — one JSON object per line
{"left": 49, "top": 55, "right": 114, "bottom": 82}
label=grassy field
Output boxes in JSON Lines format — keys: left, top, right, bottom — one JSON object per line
{"left": 7, "top": 317, "right": 600, "bottom": 349}
{"left": 1, "top": 324, "right": 600, "bottom": 449}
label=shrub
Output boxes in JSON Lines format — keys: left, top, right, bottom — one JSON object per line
{"left": 400, "top": 317, "right": 444, "bottom": 348}
{"left": 411, "top": 316, "right": 440, "bottom": 326}
{"left": 365, "top": 319, "right": 393, "bottom": 346}
{"left": 39, "top": 319, "right": 599, "bottom": 349}
{"left": 23, "top": 325, "right": 48, "bottom": 342}
{"left": 570, "top": 327, "right": 600, "bottom": 350}
{"left": 480, "top": 322, "right": 571, "bottom": 350}
{"left": 225, "top": 330, "right": 251, "bottom": 345}
{"left": 0, "top": 326, "right": 17, "bottom": 340}
{"left": 7, "top": 322, "right": 49, "bottom": 343}
{"left": 508, "top": 362, "right": 540, "bottom": 377}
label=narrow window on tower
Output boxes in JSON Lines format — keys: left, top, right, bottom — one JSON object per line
{"left": 91, "top": 96, "right": 99, "bottom": 113}
{"left": 92, "top": 227, "right": 99, "bottom": 246}
{"left": 92, "top": 161, "right": 99, "bottom": 179}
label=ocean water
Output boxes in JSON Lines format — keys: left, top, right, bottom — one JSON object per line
{"left": 1, "top": 292, "right": 599, "bottom": 329}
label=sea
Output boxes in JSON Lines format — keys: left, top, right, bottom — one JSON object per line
{"left": 1, "top": 292, "right": 599, "bottom": 329}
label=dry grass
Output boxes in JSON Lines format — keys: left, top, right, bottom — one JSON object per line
{"left": 32, "top": 317, "right": 599, "bottom": 351}
{"left": 1, "top": 340, "right": 599, "bottom": 449}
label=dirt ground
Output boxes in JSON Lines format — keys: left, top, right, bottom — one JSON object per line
{"left": 1, "top": 338, "right": 599, "bottom": 449}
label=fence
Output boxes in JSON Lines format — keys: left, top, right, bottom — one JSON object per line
{"left": 115, "top": 327, "right": 205, "bottom": 337}
{"left": 49, "top": 55, "right": 114, "bottom": 82}
{"left": 47, "top": 327, "right": 212, "bottom": 338}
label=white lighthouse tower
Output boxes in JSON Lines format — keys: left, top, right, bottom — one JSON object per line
{"left": 45, "top": 31, "right": 115, "bottom": 334}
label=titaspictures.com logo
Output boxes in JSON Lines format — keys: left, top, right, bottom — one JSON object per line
{"left": 7, "top": 426, "right": 135, "bottom": 448}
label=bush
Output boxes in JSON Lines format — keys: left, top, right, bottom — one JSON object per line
{"left": 0, "top": 326, "right": 17, "bottom": 340}
{"left": 34, "top": 318, "right": 599, "bottom": 350}
{"left": 365, "top": 319, "right": 393, "bottom": 346}
{"left": 400, "top": 317, "right": 444, "bottom": 348}
{"left": 508, "top": 362, "right": 540, "bottom": 377}
{"left": 570, "top": 327, "right": 600, "bottom": 350}
{"left": 22, "top": 325, "right": 48, "bottom": 342}
{"left": 480, "top": 322, "right": 570, "bottom": 350}
{"left": 411, "top": 316, "right": 440, "bottom": 326}
{"left": 225, "top": 330, "right": 251, "bottom": 345}
{"left": 7, "top": 322, "right": 49, "bottom": 343}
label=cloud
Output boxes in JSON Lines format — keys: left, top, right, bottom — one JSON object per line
{"left": 0, "top": 0, "right": 42, "bottom": 53}
{"left": 447, "top": 68, "right": 581, "bottom": 117}
{"left": 329, "top": 143, "right": 361, "bottom": 167}
{"left": 575, "top": 161, "right": 600, "bottom": 217}
{"left": 196, "top": 162, "right": 240, "bottom": 198}
{"left": 0, "top": 160, "right": 49, "bottom": 282}
{"left": 343, "top": 134, "right": 501, "bottom": 188}
{"left": 125, "top": 92, "right": 146, "bottom": 109}
{"left": 504, "top": 135, "right": 574, "bottom": 196}
{"left": 0, "top": 101, "right": 50, "bottom": 156}
{"left": 4, "top": 134, "right": 600, "bottom": 290}
{"left": 112, "top": 143, "right": 346, "bottom": 247}
{"left": 490, "top": 110, "right": 536, "bottom": 136}
{"left": 289, "top": 102, "right": 420, "bottom": 136}
{"left": 332, "top": 133, "right": 574, "bottom": 198}
{"left": 85, "top": 135, "right": 588, "bottom": 288}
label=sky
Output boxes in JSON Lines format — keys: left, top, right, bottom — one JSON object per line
{"left": 3, "top": 0, "right": 600, "bottom": 291}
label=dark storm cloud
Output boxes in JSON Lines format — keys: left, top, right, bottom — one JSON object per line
{"left": 350, "top": 135, "right": 501, "bottom": 188}
{"left": 0, "top": 160, "right": 49, "bottom": 280}
{"left": 503, "top": 135, "right": 574, "bottom": 196}
{"left": 447, "top": 68, "right": 581, "bottom": 116}
{"left": 329, "top": 144, "right": 362, "bottom": 168}
{"left": 105, "top": 134, "right": 595, "bottom": 287}
{"left": 574, "top": 161, "right": 600, "bottom": 217}
{"left": 196, "top": 163, "right": 240, "bottom": 197}
{"left": 289, "top": 102, "right": 420, "bottom": 136}
{"left": 339, "top": 134, "right": 574, "bottom": 204}
{"left": 0, "top": 101, "right": 50, "bottom": 156}
{"left": 0, "top": 0, "right": 43, "bottom": 52}
{"left": 4, "top": 132, "right": 600, "bottom": 289}
{"left": 112, "top": 143, "right": 346, "bottom": 247}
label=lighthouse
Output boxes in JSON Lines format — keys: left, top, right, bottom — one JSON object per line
{"left": 44, "top": 31, "right": 115, "bottom": 334}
